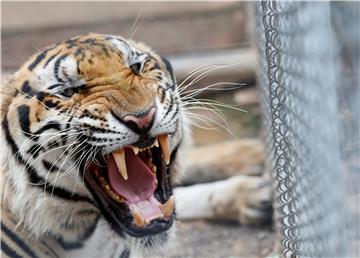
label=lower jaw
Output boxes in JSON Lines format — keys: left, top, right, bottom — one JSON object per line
{"left": 128, "top": 226, "right": 176, "bottom": 253}
{"left": 121, "top": 216, "right": 174, "bottom": 237}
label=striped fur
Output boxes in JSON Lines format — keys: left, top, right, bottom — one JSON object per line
{"left": 1, "top": 202, "right": 65, "bottom": 258}
{"left": 1, "top": 33, "right": 191, "bottom": 257}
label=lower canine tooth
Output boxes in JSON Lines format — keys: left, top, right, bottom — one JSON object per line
{"left": 158, "top": 134, "right": 171, "bottom": 165}
{"left": 152, "top": 165, "right": 157, "bottom": 173}
{"left": 160, "top": 196, "right": 175, "bottom": 218}
{"left": 132, "top": 209, "right": 145, "bottom": 227}
{"left": 132, "top": 146, "right": 139, "bottom": 155}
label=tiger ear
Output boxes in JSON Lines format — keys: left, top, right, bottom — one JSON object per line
{"left": 161, "top": 56, "right": 175, "bottom": 83}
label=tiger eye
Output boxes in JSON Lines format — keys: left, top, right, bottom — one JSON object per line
{"left": 61, "top": 87, "right": 76, "bottom": 98}
{"left": 130, "top": 62, "right": 142, "bottom": 75}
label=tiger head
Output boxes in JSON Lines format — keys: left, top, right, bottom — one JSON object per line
{"left": 1, "top": 33, "right": 190, "bottom": 248}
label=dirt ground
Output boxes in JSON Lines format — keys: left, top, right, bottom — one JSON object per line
{"left": 165, "top": 221, "right": 275, "bottom": 258}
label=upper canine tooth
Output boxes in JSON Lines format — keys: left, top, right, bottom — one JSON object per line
{"left": 132, "top": 146, "right": 139, "bottom": 155}
{"left": 112, "top": 149, "right": 128, "bottom": 180}
{"left": 153, "top": 139, "right": 159, "bottom": 147}
{"left": 160, "top": 196, "right": 175, "bottom": 218}
{"left": 158, "top": 134, "right": 170, "bottom": 165}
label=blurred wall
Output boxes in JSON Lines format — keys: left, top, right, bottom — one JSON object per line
{"left": 2, "top": 1, "right": 251, "bottom": 71}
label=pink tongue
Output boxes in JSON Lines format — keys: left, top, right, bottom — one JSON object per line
{"left": 107, "top": 149, "right": 162, "bottom": 220}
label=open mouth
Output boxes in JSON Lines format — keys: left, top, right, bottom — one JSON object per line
{"left": 84, "top": 134, "right": 174, "bottom": 237}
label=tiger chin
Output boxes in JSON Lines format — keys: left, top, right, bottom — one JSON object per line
{"left": 0, "top": 33, "right": 191, "bottom": 257}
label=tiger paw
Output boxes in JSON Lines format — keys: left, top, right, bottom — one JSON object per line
{"left": 234, "top": 176, "right": 273, "bottom": 226}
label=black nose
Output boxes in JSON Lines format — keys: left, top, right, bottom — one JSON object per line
{"left": 122, "top": 107, "right": 156, "bottom": 133}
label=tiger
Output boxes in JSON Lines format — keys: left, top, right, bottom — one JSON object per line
{"left": 0, "top": 33, "right": 272, "bottom": 258}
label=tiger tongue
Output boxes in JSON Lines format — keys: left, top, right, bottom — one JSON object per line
{"left": 107, "top": 149, "right": 161, "bottom": 222}
{"left": 108, "top": 148, "right": 157, "bottom": 202}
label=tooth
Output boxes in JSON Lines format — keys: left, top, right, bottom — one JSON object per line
{"left": 94, "top": 169, "right": 100, "bottom": 177}
{"left": 158, "top": 134, "right": 170, "bottom": 165}
{"left": 150, "top": 164, "right": 157, "bottom": 173}
{"left": 160, "top": 196, "right": 175, "bottom": 218}
{"left": 153, "top": 139, "right": 159, "bottom": 147}
{"left": 112, "top": 149, "right": 128, "bottom": 180}
{"left": 132, "top": 209, "right": 145, "bottom": 227}
{"left": 132, "top": 146, "right": 139, "bottom": 155}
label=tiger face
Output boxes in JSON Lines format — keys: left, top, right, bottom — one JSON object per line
{"left": 1, "top": 33, "right": 190, "bottom": 243}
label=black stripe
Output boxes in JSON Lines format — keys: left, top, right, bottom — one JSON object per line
{"left": 18, "top": 105, "right": 61, "bottom": 140}
{"left": 21, "top": 80, "right": 38, "bottom": 98}
{"left": 18, "top": 105, "right": 32, "bottom": 139}
{"left": 119, "top": 248, "right": 130, "bottom": 258}
{"left": 34, "top": 121, "right": 61, "bottom": 135}
{"left": 1, "top": 240, "right": 22, "bottom": 258}
{"left": 39, "top": 240, "right": 61, "bottom": 258}
{"left": 56, "top": 215, "right": 100, "bottom": 250}
{"left": 148, "top": 63, "right": 160, "bottom": 72}
{"left": 2, "top": 114, "right": 94, "bottom": 204}
{"left": 42, "top": 160, "right": 61, "bottom": 173}
{"left": 36, "top": 91, "right": 48, "bottom": 102}
{"left": 62, "top": 116, "right": 73, "bottom": 145}
{"left": 18, "top": 105, "right": 62, "bottom": 139}
{"left": 169, "top": 104, "right": 179, "bottom": 121}
{"left": 28, "top": 49, "right": 50, "bottom": 71}
{"left": 170, "top": 140, "right": 181, "bottom": 164}
{"left": 48, "top": 83, "right": 64, "bottom": 90}
{"left": 54, "top": 54, "right": 68, "bottom": 83}
{"left": 27, "top": 144, "right": 44, "bottom": 158}
{"left": 161, "top": 56, "right": 175, "bottom": 82}
{"left": 48, "top": 141, "right": 60, "bottom": 149}
{"left": 164, "top": 95, "right": 174, "bottom": 118}
{"left": 44, "top": 50, "right": 61, "bottom": 68}
{"left": 44, "top": 100, "right": 60, "bottom": 109}
{"left": 1, "top": 222, "right": 39, "bottom": 258}
{"left": 160, "top": 88, "right": 166, "bottom": 103}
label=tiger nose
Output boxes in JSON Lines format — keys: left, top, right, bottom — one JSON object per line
{"left": 123, "top": 107, "right": 156, "bottom": 132}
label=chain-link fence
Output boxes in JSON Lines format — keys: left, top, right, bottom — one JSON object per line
{"left": 256, "top": 1, "right": 360, "bottom": 257}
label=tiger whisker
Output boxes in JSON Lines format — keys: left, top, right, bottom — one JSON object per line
{"left": 183, "top": 110, "right": 237, "bottom": 138}
{"left": 9, "top": 129, "right": 82, "bottom": 176}
{"left": 45, "top": 140, "right": 85, "bottom": 201}
{"left": 183, "top": 112, "right": 223, "bottom": 131}
{"left": 180, "top": 82, "right": 246, "bottom": 99}
{"left": 48, "top": 141, "right": 88, "bottom": 199}
{"left": 51, "top": 143, "right": 88, "bottom": 182}
{"left": 178, "top": 62, "right": 246, "bottom": 92}
{"left": 184, "top": 100, "right": 248, "bottom": 113}
{"left": 25, "top": 137, "right": 82, "bottom": 188}
{"left": 177, "top": 63, "right": 242, "bottom": 89}
{"left": 73, "top": 145, "right": 100, "bottom": 194}
{"left": 128, "top": 9, "right": 143, "bottom": 40}
{"left": 15, "top": 88, "right": 84, "bottom": 121}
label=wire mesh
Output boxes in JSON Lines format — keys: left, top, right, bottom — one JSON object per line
{"left": 256, "top": 1, "right": 360, "bottom": 257}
